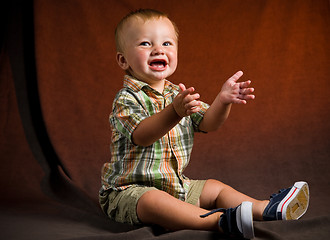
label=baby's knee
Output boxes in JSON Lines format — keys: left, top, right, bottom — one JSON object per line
{"left": 137, "top": 190, "right": 168, "bottom": 211}
{"left": 206, "top": 179, "right": 230, "bottom": 192}
{"left": 136, "top": 189, "right": 170, "bottom": 223}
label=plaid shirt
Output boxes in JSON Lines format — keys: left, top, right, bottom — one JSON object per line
{"left": 101, "top": 75, "right": 209, "bottom": 200}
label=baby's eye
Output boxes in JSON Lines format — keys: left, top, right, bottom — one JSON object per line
{"left": 163, "top": 42, "right": 172, "bottom": 46}
{"left": 139, "top": 42, "right": 150, "bottom": 46}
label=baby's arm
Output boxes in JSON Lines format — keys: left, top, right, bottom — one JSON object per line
{"left": 132, "top": 85, "right": 201, "bottom": 147}
{"left": 199, "top": 71, "right": 255, "bottom": 132}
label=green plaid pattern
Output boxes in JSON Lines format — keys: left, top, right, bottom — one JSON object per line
{"left": 100, "top": 75, "right": 209, "bottom": 200}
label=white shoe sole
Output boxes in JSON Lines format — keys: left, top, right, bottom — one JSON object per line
{"left": 277, "top": 181, "right": 309, "bottom": 220}
{"left": 237, "top": 201, "right": 254, "bottom": 239}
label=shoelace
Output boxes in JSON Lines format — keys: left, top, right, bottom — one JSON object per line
{"left": 270, "top": 188, "right": 287, "bottom": 199}
{"left": 200, "top": 208, "right": 234, "bottom": 234}
{"left": 200, "top": 208, "right": 226, "bottom": 218}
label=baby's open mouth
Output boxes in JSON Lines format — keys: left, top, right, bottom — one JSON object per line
{"left": 149, "top": 59, "right": 167, "bottom": 69}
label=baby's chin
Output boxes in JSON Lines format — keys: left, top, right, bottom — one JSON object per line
{"left": 146, "top": 72, "right": 169, "bottom": 82}
{"left": 153, "top": 70, "right": 175, "bottom": 81}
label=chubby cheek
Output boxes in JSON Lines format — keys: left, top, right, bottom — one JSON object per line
{"left": 128, "top": 51, "right": 148, "bottom": 71}
{"left": 168, "top": 51, "right": 178, "bottom": 70}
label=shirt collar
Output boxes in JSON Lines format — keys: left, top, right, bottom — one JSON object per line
{"left": 123, "top": 75, "right": 179, "bottom": 94}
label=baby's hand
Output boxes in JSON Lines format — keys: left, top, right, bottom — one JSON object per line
{"left": 219, "top": 71, "right": 255, "bottom": 104}
{"left": 173, "top": 83, "right": 202, "bottom": 117}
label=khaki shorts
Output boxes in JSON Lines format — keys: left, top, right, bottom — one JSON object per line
{"left": 99, "top": 180, "right": 206, "bottom": 225}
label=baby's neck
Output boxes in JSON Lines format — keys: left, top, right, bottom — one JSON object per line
{"left": 146, "top": 79, "right": 165, "bottom": 94}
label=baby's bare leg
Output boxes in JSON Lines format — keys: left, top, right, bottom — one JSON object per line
{"left": 199, "top": 179, "right": 269, "bottom": 221}
{"left": 136, "top": 189, "right": 222, "bottom": 231}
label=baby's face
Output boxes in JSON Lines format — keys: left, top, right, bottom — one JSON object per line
{"left": 118, "top": 17, "right": 178, "bottom": 89}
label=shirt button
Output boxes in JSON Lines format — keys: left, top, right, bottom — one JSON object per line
{"left": 172, "top": 144, "right": 177, "bottom": 149}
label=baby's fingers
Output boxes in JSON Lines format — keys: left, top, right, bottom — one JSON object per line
{"left": 178, "top": 83, "right": 186, "bottom": 92}
{"left": 183, "top": 92, "right": 200, "bottom": 104}
{"left": 228, "top": 71, "right": 244, "bottom": 85}
{"left": 239, "top": 87, "right": 255, "bottom": 95}
{"left": 185, "top": 99, "right": 202, "bottom": 110}
{"left": 180, "top": 86, "right": 195, "bottom": 99}
{"left": 239, "top": 80, "right": 252, "bottom": 89}
{"left": 242, "top": 94, "right": 255, "bottom": 100}
{"left": 238, "top": 80, "right": 255, "bottom": 100}
{"left": 186, "top": 105, "right": 201, "bottom": 115}
{"left": 237, "top": 93, "right": 255, "bottom": 104}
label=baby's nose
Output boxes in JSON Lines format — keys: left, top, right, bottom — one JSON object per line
{"left": 151, "top": 46, "right": 165, "bottom": 55}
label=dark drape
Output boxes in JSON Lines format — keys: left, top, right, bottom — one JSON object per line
{"left": 1, "top": 0, "right": 330, "bottom": 239}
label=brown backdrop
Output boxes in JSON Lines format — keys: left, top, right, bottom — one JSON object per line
{"left": 1, "top": 0, "right": 330, "bottom": 239}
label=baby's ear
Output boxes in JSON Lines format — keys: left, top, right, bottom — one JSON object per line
{"left": 116, "top": 52, "right": 129, "bottom": 70}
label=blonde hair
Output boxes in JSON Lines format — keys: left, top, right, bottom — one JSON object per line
{"left": 115, "top": 9, "right": 179, "bottom": 52}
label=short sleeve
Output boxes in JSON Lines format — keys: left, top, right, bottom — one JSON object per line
{"left": 190, "top": 101, "right": 210, "bottom": 132}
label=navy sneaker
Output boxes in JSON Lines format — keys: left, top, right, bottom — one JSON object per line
{"left": 200, "top": 201, "right": 254, "bottom": 239}
{"left": 263, "top": 181, "right": 309, "bottom": 221}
